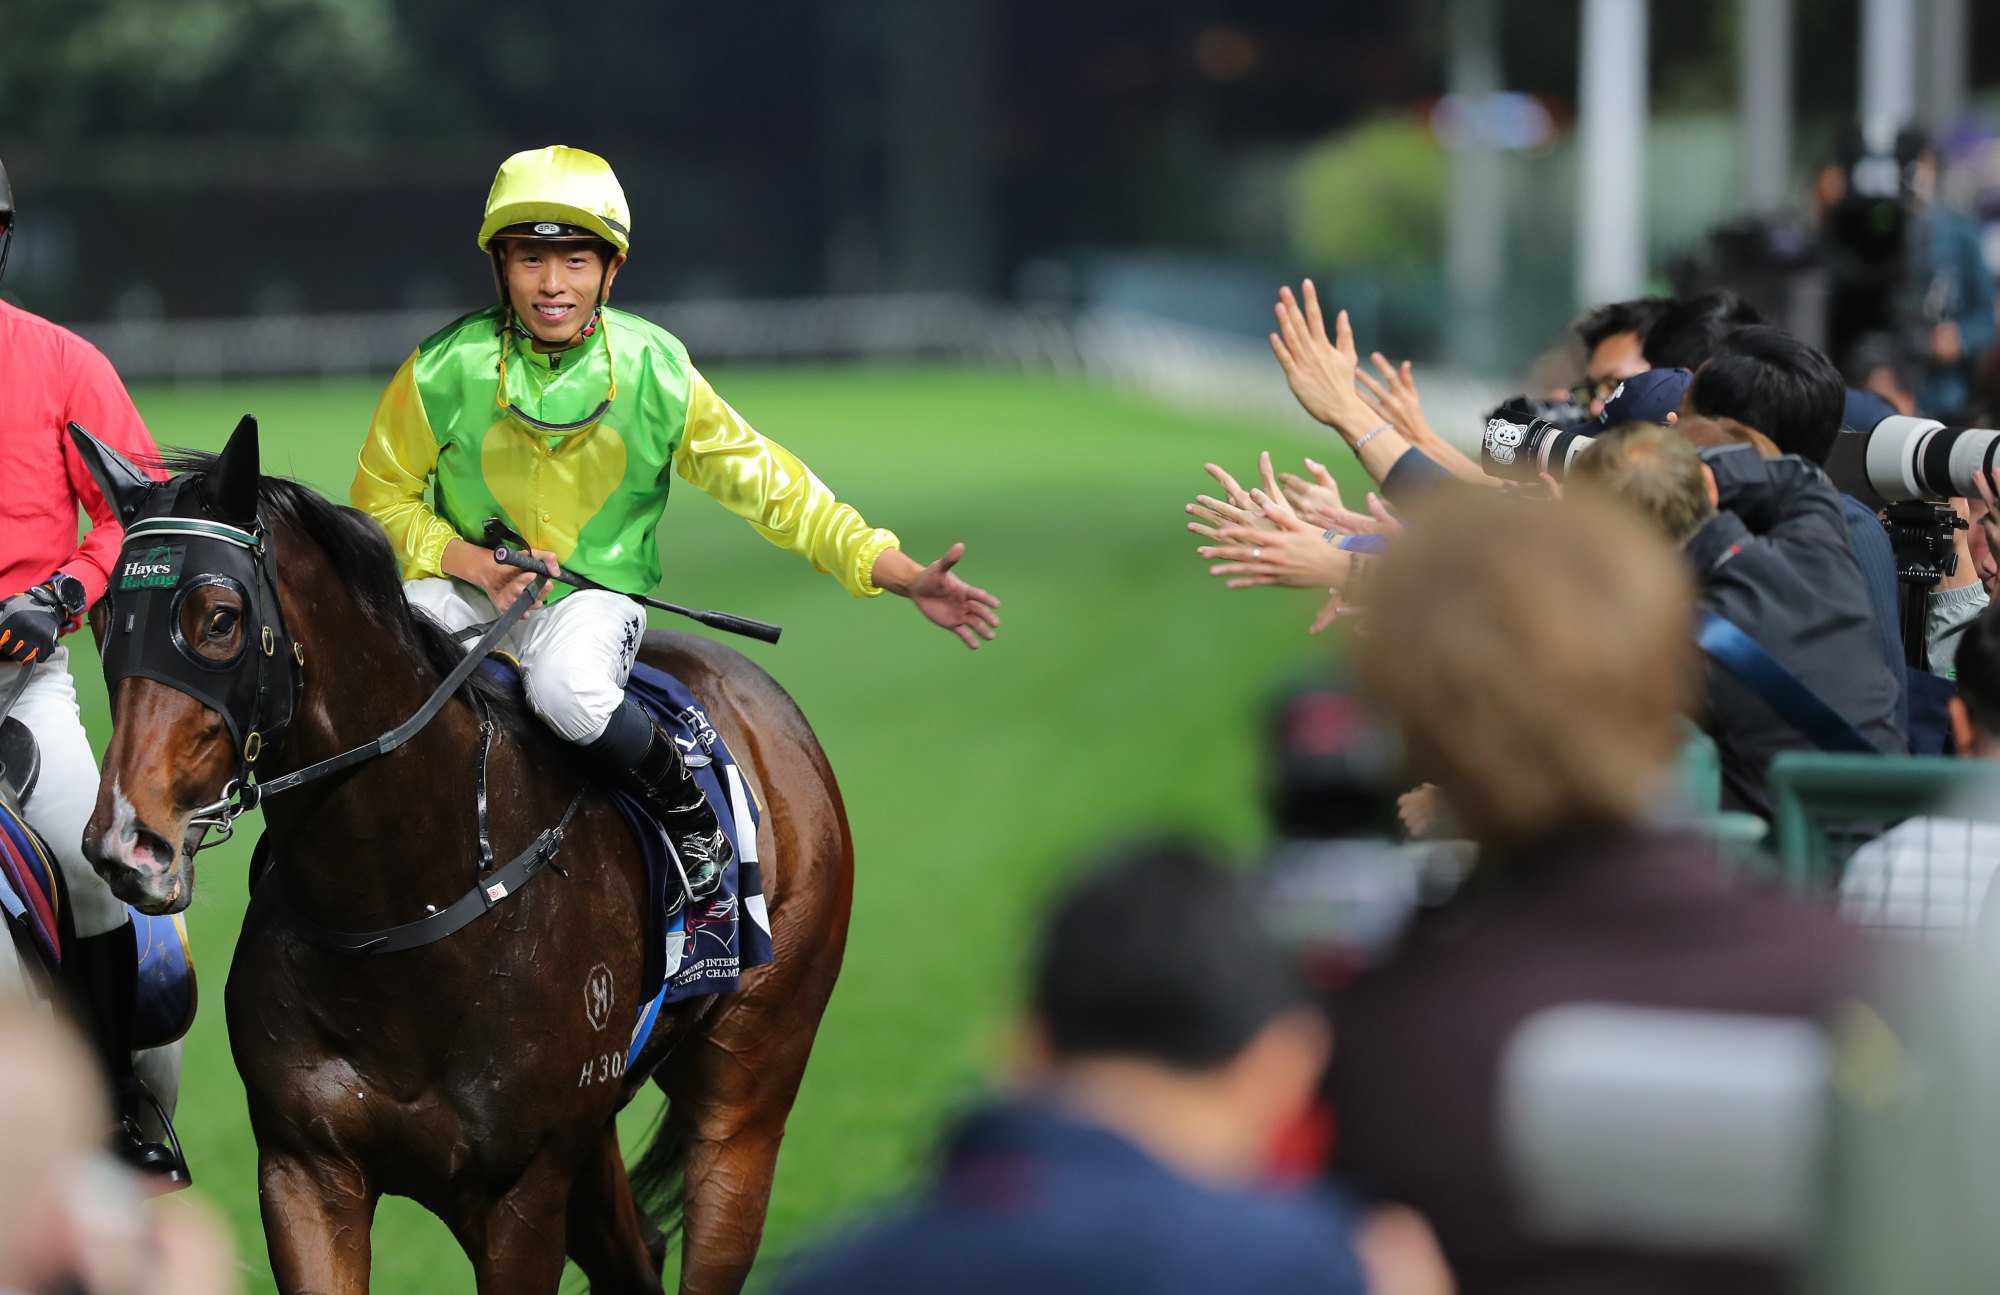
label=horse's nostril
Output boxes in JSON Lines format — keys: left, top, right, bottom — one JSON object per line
{"left": 136, "top": 829, "right": 176, "bottom": 871}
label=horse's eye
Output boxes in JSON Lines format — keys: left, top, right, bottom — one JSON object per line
{"left": 207, "top": 608, "right": 239, "bottom": 639}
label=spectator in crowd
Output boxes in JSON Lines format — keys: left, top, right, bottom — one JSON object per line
{"left": 1682, "top": 325, "right": 1918, "bottom": 718}
{"left": 1330, "top": 487, "right": 1875, "bottom": 1295}
{"left": 781, "top": 841, "right": 1439, "bottom": 1295}
{"left": 1642, "top": 290, "right": 1762, "bottom": 372}
{"left": 1841, "top": 333, "right": 1921, "bottom": 418}
{"left": 1842, "top": 604, "right": 2000, "bottom": 939}
{"left": 1907, "top": 131, "right": 1997, "bottom": 420}
{"left": 0, "top": 1000, "right": 239, "bottom": 1295}
{"left": 1571, "top": 427, "right": 1903, "bottom": 816}
{"left": 1569, "top": 297, "right": 1671, "bottom": 417}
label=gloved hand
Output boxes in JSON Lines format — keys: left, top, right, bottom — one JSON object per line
{"left": 0, "top": 576, "right": 82, "bottom": 665}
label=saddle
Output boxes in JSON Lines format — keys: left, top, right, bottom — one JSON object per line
{"left": 476, "top": 658, "right": 774, "bottom": 1064}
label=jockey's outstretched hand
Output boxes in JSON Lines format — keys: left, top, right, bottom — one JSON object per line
{"left": 441, "top": 538, "right": 560, "bottom": 616}
{"left": 873, "top": 544, "right": 1001, "bottom": 650}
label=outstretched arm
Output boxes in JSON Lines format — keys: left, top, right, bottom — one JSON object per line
{"left": 677, "top": 371, "right": 999, "bottom": 648}
{"left": 1269, "top": 280, "right": 1415, "bottom": 486}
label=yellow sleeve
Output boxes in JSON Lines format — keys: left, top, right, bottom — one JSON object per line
{"left": 674, "top": 369, "right": 900, "bottom": 598}
{"left": 350, "top": 352, "right": 462, "bottom": 581}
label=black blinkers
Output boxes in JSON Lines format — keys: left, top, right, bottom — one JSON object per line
{"left": 72, "top": 417, "right": 302, "bottom": 775}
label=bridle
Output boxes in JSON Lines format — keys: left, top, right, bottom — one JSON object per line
{"left": 81, "top": 419, "right": 582, "bottom": 956}
{"left": 100, "top": 493, "right": 303, "bottom": 848}
{"left": 102, "top": 480, "right": 543, "bottom": 853}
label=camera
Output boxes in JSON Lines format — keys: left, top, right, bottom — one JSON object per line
{"left": 1482, "top": 416, "right": 1597, "bottom": 483}
{"left": 1823, "top": 414, "right": 2000, "bottom": 507}
{"left": 1490, "top": 393, "right": 1589, "bottom": 428}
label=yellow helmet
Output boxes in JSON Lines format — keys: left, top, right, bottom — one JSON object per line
{"left": 477, "top": 145, "right": 631, "bottom": 254}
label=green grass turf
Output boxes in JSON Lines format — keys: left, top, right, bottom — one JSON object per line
{"left": 82, "top": 366, "right": 1364, "bottom": 1290}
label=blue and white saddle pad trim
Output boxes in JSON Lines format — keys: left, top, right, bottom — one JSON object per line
{"left": 616, "top": 661, "right": 773, "bottom": 1069}
{"left": 0, "top": 798, "right": 196, "bottom": 1048}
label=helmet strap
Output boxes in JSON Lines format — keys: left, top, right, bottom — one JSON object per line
{"left": 0, "top": 222, "right": 13, "bottom": 290}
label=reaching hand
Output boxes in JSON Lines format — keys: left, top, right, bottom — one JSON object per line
{"left": 1278, "top": 457, "right": 1400, "bottom": 536}
{"left": 1309, "top": 590, "right": 1355, "bottom": 635}
{"left": 1269, "top": 280, "right": 1375, "bottom": 438}
{"left": 906, "top": 543, "right": 1001, "bottom": 650}
{"left": 1355, "top": 353, "right": 1430, "bottom": 442}
{"left": 1194, "top": 453, "right": 1353, "bottom": 590}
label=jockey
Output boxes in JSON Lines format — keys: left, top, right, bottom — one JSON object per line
{"left": 0, "top": 155, "right": 177, "bottom": 1174}
{"left": 354, "top": 145, "right": 1000, "bottom": 903}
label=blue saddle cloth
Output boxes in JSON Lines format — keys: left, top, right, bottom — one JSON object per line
{"left": 0, "top": 798, "right": 197, "bottom": 1048}
{"left": 478, "top": 659, "right": 773, "bottom": 1067}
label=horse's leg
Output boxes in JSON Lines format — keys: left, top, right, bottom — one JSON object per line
{"left": 565, "top": 1122, "right": 665, "bottom": 1294}
{"left": 663, "top": 987, "right": 832, "bottom": 1295}
{"left": 258, "top": 1152, "right": 377, "bottom": 1295}
{"left": 454, "top": 1153, "right": 575, "bottom": 1295}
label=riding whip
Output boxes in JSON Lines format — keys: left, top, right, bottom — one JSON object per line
{"left": 482, "top": 519, "right": 782, "bottom": 645}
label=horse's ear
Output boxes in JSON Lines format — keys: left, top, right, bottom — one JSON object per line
{"left": 66, "top": 422, "right": 156, "bottom": 525}
{"left": 210, "top": 415, "right": 261, "bottom": 526}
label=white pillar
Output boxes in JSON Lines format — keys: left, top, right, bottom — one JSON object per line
{"left": 1737, "top": 0, "right": 1792, "bottom": 216}
{"left": 1446, "top": 0, "right": 1505, "bottom": 370}
{"left": 1575, "top": 0, "right": 1649, "bottom": 308}
{"left": 1921, "top": 0, "right": 1969, "bottom": 129}
{"left": 1860, "top": 0, "right": 1918, "bottom": 138}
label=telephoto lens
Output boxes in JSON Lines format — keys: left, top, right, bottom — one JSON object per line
{"left": 1482, "top": 417, "right": 1597, "bottom": 483}
{"left": 1825, "top": 415, "right": 2000, "bottom": 506}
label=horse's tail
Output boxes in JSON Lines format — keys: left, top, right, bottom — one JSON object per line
{"left": 629, "top": 1102, "right": 689, "bottom": 1257}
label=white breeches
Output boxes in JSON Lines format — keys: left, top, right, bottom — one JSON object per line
{"left": 6, "top": 647, "right": 127, "bottom": 939}
{"left": 404, "top": 578, "right": 645, "bottom": 744}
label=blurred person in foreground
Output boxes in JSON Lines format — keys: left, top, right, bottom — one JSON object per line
{"left": 1841, "top": 604, "right": 2000, "bottom": 939}
{"left": 1330, "top": 487, "right": 1875, "bottom": 1295}
{"left": 0, "top": 1000, "right": 238, "bottom": 1295}
{"left": 781, "top": 841, "right": 1451, "bottom": 1295}
{"left": 0, "top": 155, "right": 178, "bottom": 1173}
{"left": 1570, "top": 426, "right": 1902, "bottom": 817}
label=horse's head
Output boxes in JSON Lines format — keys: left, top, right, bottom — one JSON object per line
{"left": 75, "top": 417, "right": 302, "bottom": 914}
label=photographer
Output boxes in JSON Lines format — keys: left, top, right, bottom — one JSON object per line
{"left": 1571, "top": 427, "right": 1903, "bottom": 817}
{"left": 1570, "top": 297, "right": 1670, "bottom": 417}
{"left": 1682, "top": 326, "right": 1911, "bottom": 723}
{"left": 1642, "top": 291, "right": 1762, "bottom": 372}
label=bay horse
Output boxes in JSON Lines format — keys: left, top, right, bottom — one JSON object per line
{"left": 72, "top": 417, "right": 854, "bottom": 1293}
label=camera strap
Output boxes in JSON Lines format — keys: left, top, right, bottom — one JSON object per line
{"left": 1696, "top": 612, "right": 1877, "bottom": 755}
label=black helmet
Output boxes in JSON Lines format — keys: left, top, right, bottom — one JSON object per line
{"left": 0, "top": 155, "right": 13, "bottom": 287}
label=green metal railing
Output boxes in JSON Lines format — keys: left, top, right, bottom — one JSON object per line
{"left": 1765, "top": 753, "right": 2000, "bottom": 889}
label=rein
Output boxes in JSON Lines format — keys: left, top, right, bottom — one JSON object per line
{"left": 189, "top": 569, "right": 546, "bottom": 843}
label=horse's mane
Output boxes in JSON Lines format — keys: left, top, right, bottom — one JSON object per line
{"left": 159, "top": 451, "right": 533, "bottom": 734}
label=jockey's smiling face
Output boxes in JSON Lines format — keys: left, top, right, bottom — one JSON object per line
{"left": 501, "top": 239, "right": 626, "bottom": 349}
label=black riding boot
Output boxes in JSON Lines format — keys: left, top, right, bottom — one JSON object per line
{"left": 62, "top": 923, "right": 183, "bottom": 1182}
{"left": 586, "top": 700, "right": 731, "bottom": 906}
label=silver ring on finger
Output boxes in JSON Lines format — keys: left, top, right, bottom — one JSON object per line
{"left": 1252, "top": 547, "right": 1263, "bottom": 560}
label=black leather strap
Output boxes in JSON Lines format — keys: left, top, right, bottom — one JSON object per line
{"left": 244, "top": 575, "right": 545, "bottom": 807}
{"left": 474, "top": 716, "right": 495, "bottom": 874}
{"left": 286, "top": 788, "right": 586, "bottom": 955}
